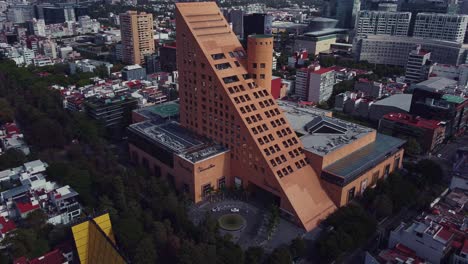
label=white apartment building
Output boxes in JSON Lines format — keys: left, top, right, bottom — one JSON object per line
{"left": 353, "top": 35, "right": 468, "bottom": 66}
{"left": 413, "top": 13, "right": 468, "bottom": 43}
{"left": 389, "top": 221, "right": 450, "bottom": 264}
{"left": 295, "top": 65, "right": 337, "bottom": 103}
{"left": 355, "top": 10, "right": 411, "bottom": 37}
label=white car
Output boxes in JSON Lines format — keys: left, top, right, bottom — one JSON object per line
{"left": 230, "top": 208, "right": 240, "bottom": 213}
{"left": 211, "top": 207, "right": 219, "bottom": 212}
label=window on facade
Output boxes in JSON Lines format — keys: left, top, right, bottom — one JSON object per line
{"left": 260, "top": 63, "right": 266, "bottom": 68}
{"left": 211, "top": 53, "right": 226, "bottom": 60}
{"left": 260, "top": 74, "right": 265, "bottom": 79}
{"left": 202, "top": 184, "right": 213, "bottom": 197}
{"left": 384, "top": 164, "right": 390, "bottom": 177}
{"left": 218, "top": 177, "right": 226, "bottom": 189}
{"left": 252, "top": 63, "right": 257, "bottom": 68}
{"left": 347, "top": 187, "right": 356, "bottom": 203}
{"left": 394, "top": 157, "right": 400, "bottom": 170}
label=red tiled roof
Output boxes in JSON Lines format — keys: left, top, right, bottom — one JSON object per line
{"left": 383, "top": 113, "right": 442, "bottom": 130}
{"left": 462, "top": 239, "right": 468, "bottom": 254}
{"left": 0, "top": 216, "right": 16, "bottom": 234}
{"left": 16, "top": 202, "right": 40, "bottom": 214}
{"left": 435, "top": 227, "right": 453, "bottom": 243}
{"left": 5, "top": 123, "right": 20, "bottom": 135}
{"left": 313, "top": 67, "right": 334, "bottom": 75}
{"left": 14, "top": 249, "right": 66, "bottom": 264}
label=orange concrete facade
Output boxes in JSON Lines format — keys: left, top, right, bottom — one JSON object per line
{"left": 247, "top": 35, "right": 273, "bottom": 93}
{"left": 124, "top": 2, "right": 405, "bottom": 232}
{"left": 176, "top": 2, "right": 336, "bottom": 231}
{"left": 129, "top": 143, "right": 230, "bottom": 203}
{"left": 320, "top": 148, "right": 404, "bottom": 207}
{"left": 120, "top": 11, "right": 155, "bottom": 65}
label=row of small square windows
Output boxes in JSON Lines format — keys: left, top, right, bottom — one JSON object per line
{"left": 277, "top": 166, "right": 294, "bottom": 178}
{"left": 282, "top": 137, "right": 298, "bottom": 148}
{"left": 258, "top": 134, "right": 275, "bottom": 145}
{"left": 246, "top": 113, "right": 263, "bottom": 124}
{"left": 270, "top": 154, "right": 287, "bottom": 167}
{"left": 234, "top": 94, "right": 252, "bottom": 104}
{"left": 239, "top": 104, "right": 258, "bottom": 114}
{"left": 266, "top": 109, "right": 281, "bottom": 119}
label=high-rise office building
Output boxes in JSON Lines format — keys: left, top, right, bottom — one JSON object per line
{"left": 119, "top": 11, "right": 155, "bottom": 65}
{"left": 243, "top": 13, "right": 273, "bottom": 39}
{"left": 336, "top": 0, "right": 361, "bottom": 28}
{"left": 405, "top": 46, "right": 432, "bottom": 84}
{"left": 7, "top": 5, "right": 34, "bottom": 24}
{"left": 353, "top": 35, "right": 468, "bottom": 66}
{"left": 355, "top": 11, "right": 412, "bottom": 37}
{"left": 144, "top": 53, "right": 160, "bottom": 74}
{"left": 42, "top": 6, "right": 75, "bottom": 25}
{"left": 223, "top": 9, "right": 244, "bottom": 38}
{"left": 175, "top": 2, "right": 336, "bottom": 231}
{"left": 413, "top": 13, "right": 468, "bottom": 43}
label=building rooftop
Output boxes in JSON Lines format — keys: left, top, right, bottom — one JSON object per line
{"left": 302, "top": 28, "right": 348, "bottom": 37}
{"left": 415, "top": 77, "right": 458, "bottom": 90}
{"left": 123, "top": 64, "right": 143, "bottom": 71}
{"left": 323, "top": 134, "right": 405, "bottom": 185}
{"left": 372, "top": 94, "right": 413, "bottom": 112}
{"left": 278, "top": 101, "right": 373, "bottom": 156}
{"left": 133, "top": 101, "right": 180, "bottom": 120}
{"left": 383, "top": 113, "right": 442, "bottom": 130}
{"left": 0, "top": 216, "right": 16, "bottom": 234}
{"left": 128, "top": 120, "right": 228, "bottom": 163}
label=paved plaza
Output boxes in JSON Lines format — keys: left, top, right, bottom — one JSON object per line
{"left": 188, "top": 197, "right": 307, "bottom": 251}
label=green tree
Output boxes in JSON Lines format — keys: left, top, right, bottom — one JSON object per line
{"left": 374, "top": 194, "right": 393, "bottom": 219}
{"left": 406, "top": 138, "right": 422, "bottom": 156}
{"left": 267, "top": 247, "right": 292, "bottom": 264}
{"left": 1, "top": 229, "right": 49, "bottom": 259}
{"left": 289, "top": 237, "right": 307, "bottom": 258}
{"left": 0, "top": 149, "right": 27, "bottom": 170}
{"left": 417, "top": 159, "right": 444, "bottom": 185}
{"left": 244, "top": 246, "right": 264, "bottom": 264}
{"left": 134, "top": 235, "right": 158, "bottom": 264}
{"left": 0, "top": 98, "right": 14, "bottom": 123}
{"left": 24, "top": 210, "right": 48, "bottom": 231}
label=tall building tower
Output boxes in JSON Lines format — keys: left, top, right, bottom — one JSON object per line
{"left": 243, "top": 13, "right": 273, "bottom": 39}
{"left": 119, "top": 11, "right": 155, "bottom": 65}
{"left": 247, "top": 35, "right": 273, "bottom": 93}
{"left": 405, "top": 46, "right": 432, "bottom": 84}
{"left": 176, "top": 2, "right": 336, "bottom": 231}
{"left": 413, "top": 13, "right": 468, "bottom": 43}
{"left": 336, "top": 0, "right": 361, "bottom": 28}
{"left": 355, "top": 11, "right": 412, "bottom": 37}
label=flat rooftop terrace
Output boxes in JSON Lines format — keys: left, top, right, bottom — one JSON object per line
{"left": 278, "top": 102, "right": 373, "bottom": 156}
{"left": 322, "top": 134, "right": 405, "bottom": 186}
{"left": 133, "top": 101, "right": 180, "bottom": 120}
{"left": 128, "top": 120, "right": 227, "bottom": 163}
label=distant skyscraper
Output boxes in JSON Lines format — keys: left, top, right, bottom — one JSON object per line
{"left": 405, "top": 45, "right": 432, "bottom": 84}
{"left": 336, "top": 0, "right": 361, "bottom": 28}
{"left": 224, "top": 9, "right": 244, "bottom": 38}
{"left": 413, "top": 13, "right": 468, "bottom": 43}
{"left": 243, "top": 13, "right": 273, "bottom": 38}
{"left": 144, "top": 53, "right": 160, "bottom": 74}
{"left": 119, "top": 11, "right": 155, "bottom": 65}
{"left": 355, "top": 11, "right": 411, "bottom": 36}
